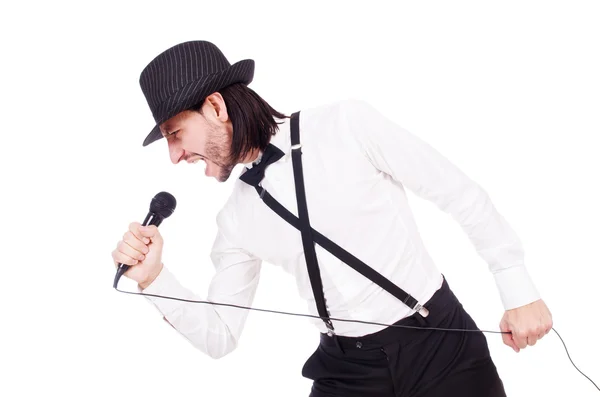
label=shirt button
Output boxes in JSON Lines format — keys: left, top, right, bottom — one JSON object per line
{"left": 356, "top": 341, "right": 362, "bottom": 348}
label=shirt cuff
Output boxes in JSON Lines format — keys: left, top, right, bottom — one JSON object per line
{"left": 137, "top": 266, "right": 191, "bottom": 317}
{"left": 493, "top": 265, "right": 541, "bottom": 310}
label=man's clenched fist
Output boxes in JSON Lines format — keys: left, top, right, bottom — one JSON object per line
{"left": 111, "top": 222, "right": 164, "bottom": 289}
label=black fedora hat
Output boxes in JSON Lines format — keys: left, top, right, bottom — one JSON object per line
{"left": 138, "top": 40, "right": 255, "bottom": 147}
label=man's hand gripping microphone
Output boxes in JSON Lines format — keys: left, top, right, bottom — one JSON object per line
{"left": 113, "top": 192, "right": 176, "bottom": 288}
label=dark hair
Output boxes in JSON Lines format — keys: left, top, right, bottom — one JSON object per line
{"left": 188, "top": 83, "right": 289, "bottom": 164}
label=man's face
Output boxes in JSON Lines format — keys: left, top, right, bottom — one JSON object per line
{"left": 160, "top": 94, "right": 236, "bottom": 182}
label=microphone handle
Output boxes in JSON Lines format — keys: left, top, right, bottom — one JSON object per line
{"left": 113, "top": 213, "right": 163, "bottom": 288}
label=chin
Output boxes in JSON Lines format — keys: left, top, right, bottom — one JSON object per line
{"left": 216, "top": 174, "right": 230, "bottom": 183}
{"left": 216, "top": 168, "right": 234, "bottom": 183}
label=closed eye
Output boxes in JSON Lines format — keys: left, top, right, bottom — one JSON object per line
{"left": 164, "top": 129, "right": 179, "bottom": 138}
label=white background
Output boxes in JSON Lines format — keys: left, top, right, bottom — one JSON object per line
{"left": 1, "top": 1, "right": 599, "bottom": 396}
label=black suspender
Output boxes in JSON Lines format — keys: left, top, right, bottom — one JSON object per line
{"left": 245, "top": 111, "right": 429, "bottom": 336}
{"left": 289, "top": 113, "right": 335, "bottom": 335}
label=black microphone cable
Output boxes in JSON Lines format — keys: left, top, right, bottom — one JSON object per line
{"left": 113, "top": 283, "right": 599, "bottom": 393}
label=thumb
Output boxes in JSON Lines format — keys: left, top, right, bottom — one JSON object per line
{"left": 500, "top": 320, "right": 520, "bottom": 353}
{"left": 139, "top": 225, "right": 162, "bottom": 243}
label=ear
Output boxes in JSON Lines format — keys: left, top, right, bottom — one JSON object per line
{"left": 205, "top": 92, "right": 229, "bottom": 123}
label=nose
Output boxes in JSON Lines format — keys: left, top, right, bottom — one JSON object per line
{"left": 168, "top": 140, "right": 184, "bottom": 164}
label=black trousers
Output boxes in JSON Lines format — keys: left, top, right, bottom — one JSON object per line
{"left": 301, "top": 277, "right": 507, "bottom": 397}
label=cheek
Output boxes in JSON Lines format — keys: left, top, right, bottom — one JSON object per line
{"left": 181, "top": 130, "right": 207, "bottom": 151}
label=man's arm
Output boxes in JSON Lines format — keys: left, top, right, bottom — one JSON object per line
{"left": 139, "top": 222, "right": 261, "bottom": 359}
{"left": 342, "top": 99, "right": 539, "bottom": 310}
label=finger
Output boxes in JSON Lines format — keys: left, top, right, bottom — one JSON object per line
{"left": 112, "top": 249, "right": 140, "bottom": 267}
{"left": 139, "top": 225, "right": 162, "bottom": 243}
{"left": 117, "top": 240, "right": 147, "bottom": 262}
{"left": 129, "top": 222, "right": 151, "bottom": 244}
{"left": 501, "top": 329, "right": 520, "bottom": 352}
{"left": 500, "top": 322, "right": 520, "bottom": 353}
{"left": 513, "top": 331, "right": 528, "bottom": 349}
{"left": 527, "top": 336, "right": 537, "bottom": 346}
{"left": 114, "top": 258, "right": 137, "bottom": 269}
{"left": 536, "top": 325, "right": 547, "bottom": 340}
{"left": 123, "top": 231, "right": 149, "bottom": 255}
{"left": 503, "top": 322, "right": 524, "bottom": 350}
{"left": 508, "top": 334, "right": 520, "bottom": 352}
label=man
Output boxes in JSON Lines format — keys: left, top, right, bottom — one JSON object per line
{"left": 111, "top": 40, "right": 553, "bottom": 396}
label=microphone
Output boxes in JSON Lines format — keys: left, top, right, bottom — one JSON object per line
{"left": 113, "top": 191, "right": 177, "bottom": 288}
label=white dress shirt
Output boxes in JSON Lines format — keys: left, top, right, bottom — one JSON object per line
{"left": 139, "top": 99, "right": 540, "bottom": 359}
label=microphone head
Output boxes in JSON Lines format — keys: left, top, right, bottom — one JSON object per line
{"left": 150, "top": 191, "right": 177, "bottom": 219}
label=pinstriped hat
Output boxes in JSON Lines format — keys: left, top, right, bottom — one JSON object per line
{"left": 139, "top": 40, "right": 255, "bottom": 147}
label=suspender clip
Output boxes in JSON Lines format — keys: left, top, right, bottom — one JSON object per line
{"left": 325, "top": 320, "right": 335, "bottom": 337}
{"left": 413, "top": 303, "right": 430, "bottom": 318}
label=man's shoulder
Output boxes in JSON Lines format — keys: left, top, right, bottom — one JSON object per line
{"left": 296, "top": 99, "right": 375, "bottom": 134}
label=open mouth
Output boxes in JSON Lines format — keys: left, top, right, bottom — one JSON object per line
{"left": 186, "top": 156, "right": 202, "bottom": 164}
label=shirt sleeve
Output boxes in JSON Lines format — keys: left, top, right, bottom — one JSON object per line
{"left": 138, "top": 218, "right": 262, "bottom": 359}
{"left": 343, "top": 99, "right": 540, "bottom": 310}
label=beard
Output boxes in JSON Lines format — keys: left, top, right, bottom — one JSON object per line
{"left": 204, "top": 125, "right": 237, "bottom": 182}
{"left": 216, "top": 161, "right": 235, "bottom": 182}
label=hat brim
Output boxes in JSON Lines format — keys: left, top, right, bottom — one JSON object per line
{"left": 142, "top": 59, "right": 255, "bottom": 147}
